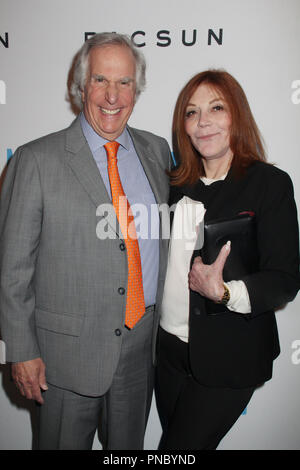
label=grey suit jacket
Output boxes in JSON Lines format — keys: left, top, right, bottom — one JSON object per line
{"left": 0, "top": 116, "right": 171, "bottom": 396}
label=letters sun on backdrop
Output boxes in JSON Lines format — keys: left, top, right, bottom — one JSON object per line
{"left": 0, "top": 0, "right": 299, "bottom": 450}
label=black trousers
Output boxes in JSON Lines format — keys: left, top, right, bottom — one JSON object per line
{"left": 155, "top": 327, "right": 255, "bottom": 450}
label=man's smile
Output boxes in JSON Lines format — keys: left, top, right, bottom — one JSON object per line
{"left": 100, "top": 107, "right": 121, "bottom": 115}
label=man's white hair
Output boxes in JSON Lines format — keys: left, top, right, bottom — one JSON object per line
{"left": 70, "top": 32, "right": 146, "bottom": 110}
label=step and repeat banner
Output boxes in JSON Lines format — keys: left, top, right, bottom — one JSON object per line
{"left": 0, "top": 0, "right": 299, "bottom": 450}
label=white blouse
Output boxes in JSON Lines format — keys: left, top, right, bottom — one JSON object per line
{"left": 160, "top": 177, "right": 251, "bottom": 343}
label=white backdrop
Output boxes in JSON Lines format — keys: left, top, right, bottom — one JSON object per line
{"left": 0, "top": 0, "right": 299, "bottom": 450}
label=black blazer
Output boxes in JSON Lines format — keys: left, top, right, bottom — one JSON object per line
{"left": 169, "top": 161, "right": 300, "bottom": 388}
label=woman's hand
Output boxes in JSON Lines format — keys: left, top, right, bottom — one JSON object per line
{"left": 188, "top": 241, "right": 231, "bottom": 302}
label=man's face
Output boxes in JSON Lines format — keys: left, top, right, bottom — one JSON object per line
{"left": 82, "top": 45, "right": 136, "bottom": 141}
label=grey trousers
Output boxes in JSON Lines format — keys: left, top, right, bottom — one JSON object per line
{"left": 37, "top": 308, "right": 155, "bottom": 450}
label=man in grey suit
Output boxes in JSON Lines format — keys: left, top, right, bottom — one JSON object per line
{"left": 0, "top": 33, "right": 171, "bottom": 449}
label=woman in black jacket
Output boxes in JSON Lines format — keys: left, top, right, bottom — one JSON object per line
{"left": 156, "top": 69, "right": 300, "bottom": 450}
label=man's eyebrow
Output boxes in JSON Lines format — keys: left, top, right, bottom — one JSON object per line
{"left": 120, "top": 77, "right": 135, "bottom": 82}
{"left": 92, "top": 74, "right": 106, "bottom": 80}
{"left": 91, "top": 74, "right": 135, "bottom": 82}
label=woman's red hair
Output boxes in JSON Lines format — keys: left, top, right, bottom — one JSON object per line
{"left": 171, "top": 69, "right": 266, "bottom": 186}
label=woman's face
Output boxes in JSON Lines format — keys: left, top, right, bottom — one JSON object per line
{"left": 184, "top": 83, "right": 233, "bottom": 164}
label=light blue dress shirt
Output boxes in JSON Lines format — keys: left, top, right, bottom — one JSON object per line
{"left": 80, "top": 112, "right": 159, "bottom": 307}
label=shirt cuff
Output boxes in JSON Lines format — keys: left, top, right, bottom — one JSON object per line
{"left": 225, "top": 280, "right": 251, "bottom": 314}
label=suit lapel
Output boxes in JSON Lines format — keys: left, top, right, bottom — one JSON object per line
{"left": 65, "top": 119, "right": 163, "bottom": 206}
{"left": 64, "top": 118, "right": 166, "bottom": 239}
{"left": 127, "top": 126, "right": 163, "bottom": 206}
{"left": 64, "top": 116, "right": 119, "bottom": 236}
{"left": 65, "top": 117, "right": 112, "bottom": 207}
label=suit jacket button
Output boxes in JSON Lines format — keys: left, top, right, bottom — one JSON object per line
{"left": 194, "top": 307, "right": 201, "bottom": 316}
{"left": 115, "top": 329, "right": 122, "bottom": 336}
{"left": 118, "top": 287, "right": 125, "bottom": 295}
{"left": 119, "top": 242, "right": 125, "bottom": 251}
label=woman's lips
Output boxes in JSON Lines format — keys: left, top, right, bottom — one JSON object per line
{"left": 198, "top": 133, "right": 218, "bottom": 140}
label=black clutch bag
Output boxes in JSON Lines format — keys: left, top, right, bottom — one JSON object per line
{"left": 200, "top": 212, "right": 259, "bottom": 315}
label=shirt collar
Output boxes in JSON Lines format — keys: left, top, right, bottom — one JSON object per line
{"left": 80, "top": 112, "right": 131, "bottom": 152}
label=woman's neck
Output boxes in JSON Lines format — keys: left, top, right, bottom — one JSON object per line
{"left": 202, "top": 153, "right": 233, "bottom": 179}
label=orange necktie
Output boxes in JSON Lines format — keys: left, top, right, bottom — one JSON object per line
{"left": 104, "top": 141, "right": 145, "bottom": 329}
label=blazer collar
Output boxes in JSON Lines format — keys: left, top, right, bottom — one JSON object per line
{"left": 65, "top": 115, "right": 88, "bottom": 154}
{"left": 65, "top": 116, "right": 111, "bottom": 207}
{"left": 171, "top": 166, "right": 247, "bottom": 222}
{"left": 64, "top": 116, "right": 165, "bottom": 236}
{"left": 65, "top": 117, "right": 163, "bottom": 202}
{"left": 127, "top": 126, "right": 163, "bottom": 206}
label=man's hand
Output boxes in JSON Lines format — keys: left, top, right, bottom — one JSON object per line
{"left": 189, "top": 241, "right": 231, "bottom": 302}
{"left": 11, "top": 358, "right": 48, "bottom": 405}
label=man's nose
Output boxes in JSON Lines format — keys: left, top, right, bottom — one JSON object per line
{"left": 105, "top": 82, "right": 119, "bottom": 104}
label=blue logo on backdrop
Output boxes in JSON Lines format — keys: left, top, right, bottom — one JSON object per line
{"left": 171, "top": 152, "right": 176, "bottom": 168}
{"left": 7, "top": 149, "right": 13, "bottom": 161}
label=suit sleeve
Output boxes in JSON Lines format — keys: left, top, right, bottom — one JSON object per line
{"left": 242, "top": 169, "right": 300, "bottom": 317}
{"left": 0, "top": 146, "right": 42, "bottom": 362}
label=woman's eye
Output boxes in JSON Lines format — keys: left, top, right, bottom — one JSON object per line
{"left": 185, "top": 110, "right": 196, "bottom": 118}
{"left": 212, "top": 105, "right": 224, "bottom": 111}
